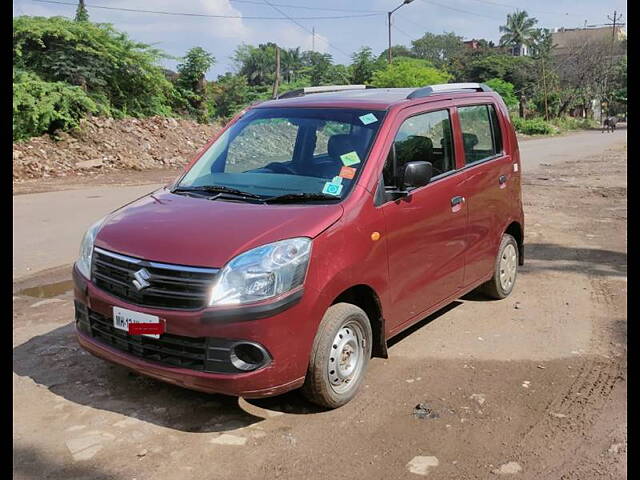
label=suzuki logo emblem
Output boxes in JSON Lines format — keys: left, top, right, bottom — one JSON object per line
{"left": 132, "top": 268, "right": 151, "bottom": 291}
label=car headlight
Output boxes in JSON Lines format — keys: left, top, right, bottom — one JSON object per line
{"left": 209, "top": 237, "right": 312, "bottom": 306}
{"left": 76, "top": 218, "right": 106, "bottom": 279}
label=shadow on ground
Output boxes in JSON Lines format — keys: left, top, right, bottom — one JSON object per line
{"left": 13, "top": 322, "right": 269, "bottom": 433}
{"left": 13, "top": 444, "right": 123, "bottom": 480}
{"left": 522, "top": 243, "right": 627, "bottom": 278}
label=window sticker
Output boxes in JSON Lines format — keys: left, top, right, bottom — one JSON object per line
{"left": 322, "top": 181, "right": 343, "bottom": 196}
{"left": 340, "top": 151, "right": 361, "bottom": 166}
{"left": 513, "top": 163, "right": 519, "bottom": 172}
{"left": 339, "top": 166, "right": 356, "bottom": 179}
{"left": 359, "top": 113, "right": 378, "bottom": 125}
{"left": 331, "top": 176, "right": 343, "bottom": 184}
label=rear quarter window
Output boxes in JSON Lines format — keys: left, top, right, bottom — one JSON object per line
{"left": 458, "top": 104, "right": 503, "bottom": 164}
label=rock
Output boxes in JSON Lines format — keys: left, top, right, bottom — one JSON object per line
{"left": 522, "top": 381, "right": 530, "bottom": 389}
{"left": 407, "top": 456, "right": 439, "bottom": 475}
{"left": 514, "top": 302, "right": 521, "bottom": 309}
{"left": 549, "top": 412, "right": 567, "bottom": 418}
{"left": 137, "top": 449, "right": 148, "bottom": 457}
{"left": 65, "top": 432, "right": 115, "bottom": 461}
{"left": 76, "top": 159, "right": 104, "bottom": 169}
{"left": 470, "top": 394, "right": 486, "bottom": 406}
{"left": 413, "top": 403, "right": 439, "bottom": 419}
{"left": 608, "top": 443, "right": 623, "bottom": 454}
{"left": 492, "top": 462, "right": 523, "bottom": 475}
{"left": 209, "top": 434, "right": 247, "bottom": 446}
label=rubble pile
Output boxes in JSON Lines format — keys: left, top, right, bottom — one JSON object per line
{"left": 13, "top": 116, "right": 219, "bottom": 182}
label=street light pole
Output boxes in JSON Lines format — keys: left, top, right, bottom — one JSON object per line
{"left": 387, "top": 0, "right": 414, "bottom": 64}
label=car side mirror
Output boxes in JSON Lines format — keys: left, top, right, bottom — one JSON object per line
{"left": 402, "top": 161, "right": 432, "bottom": 189}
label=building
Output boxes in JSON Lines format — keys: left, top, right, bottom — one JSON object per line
{"left": 551, "top": 26, "right": 626, "bottom": 56}
{"left": 463, "top": 39, "right": 480, "bottom": 50}
{"left": 507, "top": 44, "right": 529, "bottom": 56}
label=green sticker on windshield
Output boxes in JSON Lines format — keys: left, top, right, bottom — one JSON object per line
{"left": 331, "top": 176, "right": 343, "bottom": 184}
{"left": 340, "top": 151, "right": 361, "bottom": 166}
{"left": 359, "top": 113, "right": 378, "bottom": 125}
{"left": 322, "top": 181, "right": 343, "bottom": 196}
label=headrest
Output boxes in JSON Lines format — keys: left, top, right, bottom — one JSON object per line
{"left": 463, "top": 133, "right": 479, "bottom": 149}
{"left": 328, "top": 134, "right": 357, "bottom": 158}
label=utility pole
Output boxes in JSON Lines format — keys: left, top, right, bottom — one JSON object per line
{"left": 542, "top": 57, "right": 549, "bottom": 121}
{"left": 272, "top": 45, "right": 281, "bottom": 99}
{"left": 387, "top": 0, "right": 414, "bottom": 64}
{"left": 312, "top": 27, "right": 315, "bottom": 52}
{"left": 602, "top": 11, "right": 625, "bottom": 119}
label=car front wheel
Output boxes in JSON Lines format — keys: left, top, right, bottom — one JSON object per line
{"left": 302, "top": 303, "right": 372, "bottom": 409}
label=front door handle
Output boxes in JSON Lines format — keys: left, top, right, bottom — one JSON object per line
{"left": 499, "top": 175, "right": 507, "bottom": 185}
{"left": 451, "top": 196, "right": 465, "bottom": 207}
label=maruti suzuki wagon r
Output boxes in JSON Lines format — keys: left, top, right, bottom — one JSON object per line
{"left": 74, "top": 83, "right": 524, "bottom": 408}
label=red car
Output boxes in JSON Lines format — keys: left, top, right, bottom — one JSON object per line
{"left": 74, "top": 83, "right": 524, "bottom": 408}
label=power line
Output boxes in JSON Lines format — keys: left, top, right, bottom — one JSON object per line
{"left": 32, "top": 0, "right": 382, "bottom": 20}
{"left": 418, "top": 0, "right": 505, "bottom": 21}
{"left": 226, "top": 0, "right": 384, "bottom": 13}
{"left": 460, "top": 0, "right": 584, "bottom": 18}
{"left": 259, "top": 0, "right": 352, "bottom": 60}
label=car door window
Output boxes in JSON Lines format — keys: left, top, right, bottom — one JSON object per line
{"left": 458, "top": 104, "right": 503, "bottom": 164}
{"left": 383, "top": 109, "right": 454, "bottom": 186}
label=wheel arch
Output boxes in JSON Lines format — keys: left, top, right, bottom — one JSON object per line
{"left": 332, "top": 284, "right": 388, "bottom": 359}
{"left": 504, "top": 220, "right": 524, "bottom": 266}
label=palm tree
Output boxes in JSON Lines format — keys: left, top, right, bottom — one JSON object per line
{"left": 499, "top": 10, "right": 538, "bottom": 55}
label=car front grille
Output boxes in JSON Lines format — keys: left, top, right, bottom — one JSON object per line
{"left": 91, "top": 247, "right": 219, "bottom": 310}
{"left": 88, "top": 308, "right": 208, "bottom": 371}
{"left": 78, "top": 306, "right": 257, "bottom": 374}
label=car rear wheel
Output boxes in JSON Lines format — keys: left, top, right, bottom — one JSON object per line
{"left": 302, "top": 303, "right": 372, "bottom": 409}
{"left": 481, "top": 233, "right": 519, "bottom": 299}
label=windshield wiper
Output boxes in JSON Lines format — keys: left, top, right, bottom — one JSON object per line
{"left": 264, "top": 193, "right": 341, "bottom": 204}
{"left": 172, "top": 185, "right": 264, "bottom": 200}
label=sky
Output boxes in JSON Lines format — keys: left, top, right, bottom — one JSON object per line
{"left": 13, "top": 0, "right": 627, "bottom": 79}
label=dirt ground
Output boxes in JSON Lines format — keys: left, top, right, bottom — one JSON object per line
{"left": 13, "top": 140, "right": 627, "bottom": 479}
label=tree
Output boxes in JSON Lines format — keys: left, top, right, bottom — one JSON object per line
{"left": 410, "top": 32, "right": 464, "bottom": 68}
{"left": 499, "top": 10, "right": 538, "bottom": 53}
{"left": 485, "top": 78, "right": 518, "bottom": 108}
{"left": 300, "top": 51, "right": 348, "bottom": 86}
{"left": 233, "top": 43, "right": 277, "bottom": 86}
{"left": 74, "top": 0, "right": 89, "bottom": 22}
{"left": 378, "top": 45, "right": 414, "bottom": 62}
{"left": 370, "top": 57, "right": 451, "bottom": 88}
{"left": 350, "top": 47, "right": 384, "bottom": 84}
{"left": 281, "top": 47, "right": 302, "bottom": 83}
{"left": 176, "top": 47, "right": 215, "bottom": 122}
{"left": 208, "top": 73, "right": 253, "bottom": 120}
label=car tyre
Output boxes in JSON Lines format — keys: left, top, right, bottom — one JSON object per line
{"left": 481, "top": 233, "right": 519, "bottom": 299}
{"left": 302, "top": 303, "right": 372, "bottom": 409}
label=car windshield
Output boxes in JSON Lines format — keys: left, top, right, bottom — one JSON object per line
{"left": 176, "top": 107, "right": 386, "bottom": 201}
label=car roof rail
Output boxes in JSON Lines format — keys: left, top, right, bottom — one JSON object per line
{"left": 277, "top": 84, "right": 371, "bottom": 99}
{"left": 407, "top": 83, "right": 493, "bottom": 99}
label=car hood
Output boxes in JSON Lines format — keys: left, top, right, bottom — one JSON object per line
{"left": 94, "top": 188, "right": 344, "bottom": 268}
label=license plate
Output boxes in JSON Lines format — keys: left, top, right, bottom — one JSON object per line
{"left": 113, "top": 307, "right": 163, "bottom": 339}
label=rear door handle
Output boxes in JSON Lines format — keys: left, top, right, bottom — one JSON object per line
{"left": 451, "top": 196, "right": 465, "bottom": 207}
{"left": 499, "top": 175, "right": 507, "bottom": 185}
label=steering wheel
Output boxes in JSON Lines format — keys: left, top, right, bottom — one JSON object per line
{"left": 264, "top": 162, "right": 297, "bottom": 175}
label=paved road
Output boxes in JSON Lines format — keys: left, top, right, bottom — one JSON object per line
{"left": 12, "top": 129, "right": 626, "bottom": 280}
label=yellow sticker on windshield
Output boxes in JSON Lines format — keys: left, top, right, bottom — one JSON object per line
{"left": 340, "top": 151, "right": 361, "bottom": 166}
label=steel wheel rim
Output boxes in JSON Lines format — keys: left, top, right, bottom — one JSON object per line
{"left": 499, "top": 244, "right": 517, "bottom": 292}
{"left": 327, "top": 320, "right": 365, "bottom": 394}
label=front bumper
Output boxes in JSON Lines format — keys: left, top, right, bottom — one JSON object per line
{"left": 73, "top": 265, "right": 321, "bottom": 398}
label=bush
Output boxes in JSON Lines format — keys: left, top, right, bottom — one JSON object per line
{"left": 512, "top": 117, "right": 557, "bottom": 135}
{"left": 370, "top": 57, "right": 451, "bottom": 88}
{"left": 13, "top": 70, "right": 100, "bottom": 141}
{"left": 13, "top": 16, "right": 180, "bottom": 119}
{"left": 550, "top": 116, "right": 598, "bottom": 131}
